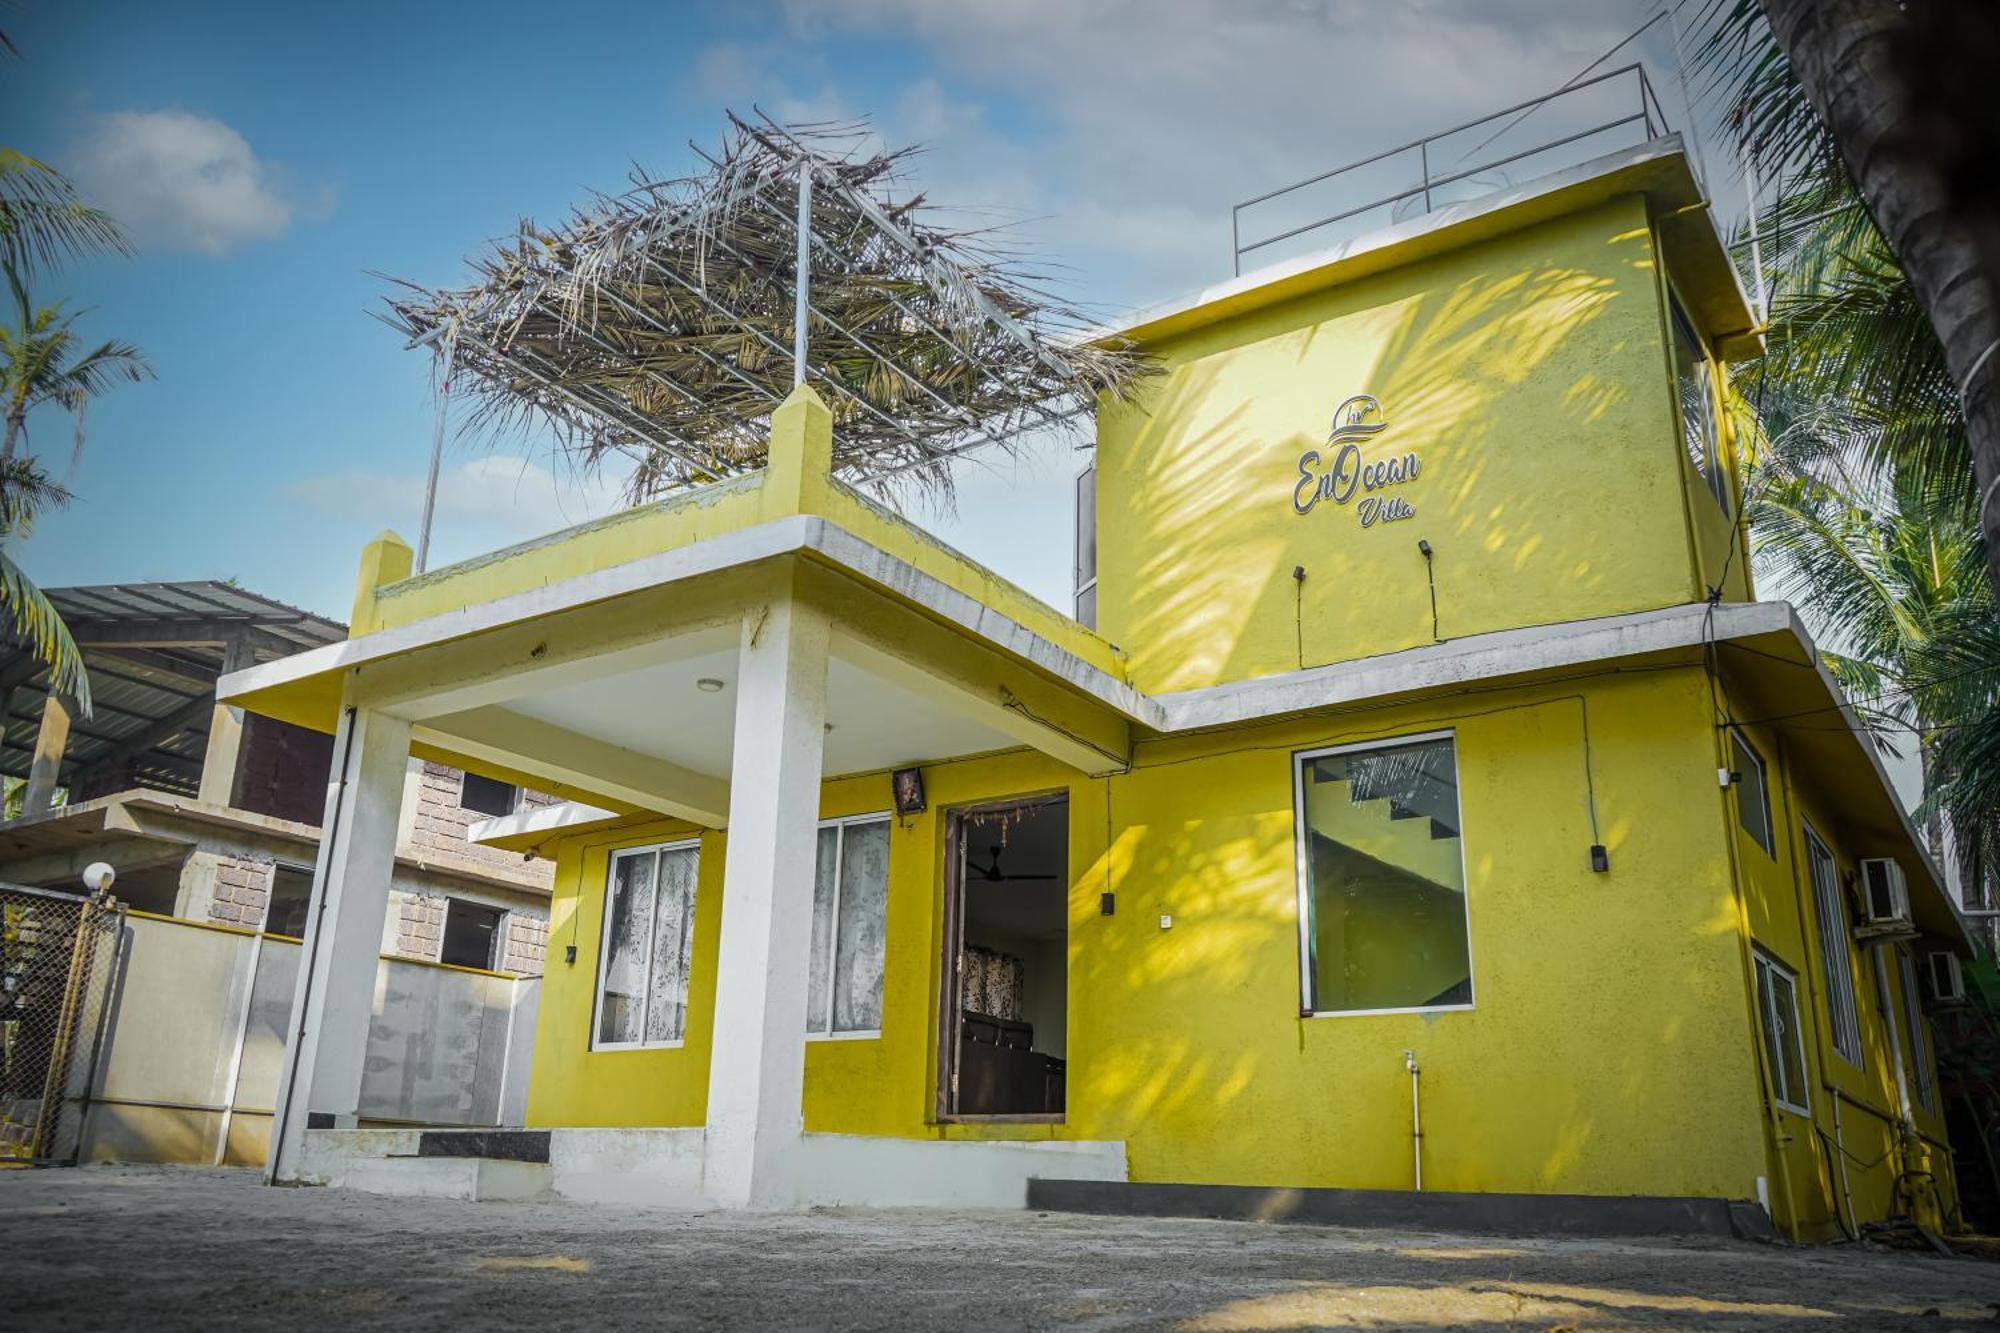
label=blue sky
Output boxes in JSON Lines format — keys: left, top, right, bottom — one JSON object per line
{"left": 3, "top": 0, "right": 1696, "bottom": 620}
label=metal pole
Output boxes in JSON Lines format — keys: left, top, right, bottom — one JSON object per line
{"left": 1742, "top": 146, "right": 1767, "bottom": 324}
{"left": 1664, "top": 0, "right": 1710, "bottom": 195}
{"left": 793, "top": 158, "right": 813, "bottom": 388}
{"left": 414, "top": 342, "right": 455, "bottom": 575}
{"left": 1419, "top": 141, "right": 1432, "bottom": 213}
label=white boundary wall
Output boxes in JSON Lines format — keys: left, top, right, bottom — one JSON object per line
{"left": 74, "top": 913, "right": 538, "bottom": 1166}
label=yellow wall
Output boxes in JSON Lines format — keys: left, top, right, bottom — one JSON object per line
{"left": 528, "top": 665, "right": 1791, "bottom": 1203}
{"left": 1095, "top": 196, "right": 1734, "bottom": 693}
{"left": 1722, "top": 702, "right": 1958, "bottom": 1239}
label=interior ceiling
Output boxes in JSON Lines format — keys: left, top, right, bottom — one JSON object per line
{"left": 964, "top": 800, "right": 1069, "bottom": 942}
{"left": 501, "top": 640, "right": 1019, "bottom": 783}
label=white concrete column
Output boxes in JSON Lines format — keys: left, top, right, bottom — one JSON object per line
{"left": 265, "top": 704, "right": 411, "bottom": 1183}
{"left": 701, "top": 589, "right": 829, "bottom": 1209}
{"left": 22, "top": 689, "right": 73, "bottom": 817}
{"left": 197, "top": 635, "right": 255, "bottom": 806}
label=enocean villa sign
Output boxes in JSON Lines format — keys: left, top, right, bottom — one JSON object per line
{"left": 1293, "top": 393, "right": 1422, "bottom": 526}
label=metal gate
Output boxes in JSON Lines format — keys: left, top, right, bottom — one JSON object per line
{"left": 0, "top": 884, "right": 124, "bottom": 1165}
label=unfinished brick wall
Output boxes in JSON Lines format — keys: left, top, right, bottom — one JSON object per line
{"left": 389, "top": 891, "right": 445, "bottom": 963}
{"left": 405, "top": 762, "right": 557, "bottom": 883}
{"left": 500, "top": 913, "right": 550, "bottom": 975}
{"left": 206, "top": 855, "right": 274, "bottom": 929}
{"left": 233, "top": 715, "right": 336, "bottom": 825}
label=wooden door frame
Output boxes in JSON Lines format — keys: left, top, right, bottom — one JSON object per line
{"left": 933, "top": 791, "right": 1070, "bottom": 1124}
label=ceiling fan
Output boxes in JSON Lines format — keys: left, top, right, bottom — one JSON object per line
{"left": 970, "top": 844, "right": 1057, "bottom": 883}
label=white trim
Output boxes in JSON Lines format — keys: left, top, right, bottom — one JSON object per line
{"left": 1803, "top": 821, "right": 1865, "bottom": 1071}
{"left": 1753, "top": 946, "right": 1812, "bottom": 1118}
{"left": 589, "top": 837, "right": 702, "bottom": 1053}
{"left": 808, "top": 811, "right": 892, "bottom": 1039}
{"left": 1291, "top": 728, "right": 1475, "bottom": 1018}
{"left": 1729, "top": 727, "right": 1776, "bottom": 857}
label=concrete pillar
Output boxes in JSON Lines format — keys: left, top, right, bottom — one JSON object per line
{"left": 198, "top": 636, "right": 255, "bottom": 807}
{"left": 701, "top": 587, "right": 829, "bottom": 1209}
{"left": 266, "top": 704, "right": 411, "bottom": 1183}
{"left": 22, "top": 690, "right": 73, "bottom": 817}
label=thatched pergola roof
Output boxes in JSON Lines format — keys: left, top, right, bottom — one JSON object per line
{"left": 381, "top": 113, "right": 1150, "bottom": 508}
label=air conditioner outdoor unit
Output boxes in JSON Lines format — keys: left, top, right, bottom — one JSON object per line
{"left": 1856, "top": 858, "right": 1915, "bottom": 938}
{"left": 1929, "top": 950, "right": 1968, "bottom": 1006}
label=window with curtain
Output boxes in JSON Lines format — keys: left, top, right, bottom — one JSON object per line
{"left": 1805, "top": 828, "right": 1863, "bottom": 1068}
{"left": 1753, "top": 948, "right": 1810, "bottom": 1115}
{"left": 1294, "top": 733, "right": 1472, "bottom": 1015}
{"left": 807, "top": 815, "right": 890, "bottom": 1037}
{"left": 593, "top": 840, "right": 700, "bottom": 1049}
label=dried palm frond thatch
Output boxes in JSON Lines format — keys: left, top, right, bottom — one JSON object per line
{"left": 380, "top": 112, "right": 1152, "bottom": 508}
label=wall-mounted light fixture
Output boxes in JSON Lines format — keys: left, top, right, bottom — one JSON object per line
{"left": 696, "top": 677, "right": 726, "bottom": 693}
{"left": 892, "top": 767, "right": 927, "bottom": 815}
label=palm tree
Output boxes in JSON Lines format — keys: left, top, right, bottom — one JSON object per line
{"left": 0, "top": 264, "right": 150, "bottom": 467}
{"left": 1751, "top": 446, "right": 2000, "bottom": 876}
{"left": 1707, "top": 0, "right": 2000, "bottom": 591}
{"left": 0, "top": 455, "right": 87, "bottom": 709}
{"left": 0, "top": 150, "right": 129, "bottom": 279}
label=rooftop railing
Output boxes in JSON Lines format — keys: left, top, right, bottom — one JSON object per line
{"left": 1231, "top": 63, "right": 1675, "bottom": 276}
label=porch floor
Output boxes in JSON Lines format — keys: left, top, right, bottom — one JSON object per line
{"left": 9, "top": 1165, "right": 2000, "bottom": 1330}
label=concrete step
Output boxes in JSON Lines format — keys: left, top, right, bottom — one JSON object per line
{"left": 341, "top": 1155, "right": 551, "bottom": 1203}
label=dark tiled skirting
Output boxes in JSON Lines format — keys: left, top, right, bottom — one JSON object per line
{"left": 1027, "top": 1180, "right": 1767, "bottom": 1240}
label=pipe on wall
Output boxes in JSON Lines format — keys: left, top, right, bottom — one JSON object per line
{"left": 1405, "top": 1049, "right": 1422, "bottom": 1191}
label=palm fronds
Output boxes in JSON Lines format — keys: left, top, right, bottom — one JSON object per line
{"left": 0, "top": 544, "right": 88, "bottom": 713}
{"left": 0, "top": 150, "right": 129, "bottom": 278}
{"left": 381, "top": 113, "right": 1153, "bottom": 509}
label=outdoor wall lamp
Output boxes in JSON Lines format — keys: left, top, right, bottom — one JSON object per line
{"left": 892, "top": 767, "right": 927, "bottom": 815}
{"left": 696, "top": 677, "right": 726, "bottom": 693}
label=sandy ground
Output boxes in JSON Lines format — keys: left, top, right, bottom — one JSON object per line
{"left": 8, "top": 1166, "right": 2000, "bottom": 1330}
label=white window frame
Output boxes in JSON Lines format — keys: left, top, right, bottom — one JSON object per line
{"left": 1073, "top": 463, "right": 1097, "bottom": 629}
{"left": 1753, "top": 947, "right": 1812, "bottom": 1117}
{"left": 1668, "top": 289, "right": 1729, "bottom": 516}
{"left": 807, "top": 812, "right": 891, "bottom": 1042}
{"left": 589, "top": 837, "right": 701, "bottom": 1053}
{"left": 1730, "top": 728, "right": 1775, "bottom": 857}
{"left": 1804, "top": 824, "right": 1864, "bottom": 1069}
{"left": 1291, "top": 728, "right": 1475, "bottom": 1019}
{"left": 1899, "top": 947, "right": 1938, "bottom": 1114}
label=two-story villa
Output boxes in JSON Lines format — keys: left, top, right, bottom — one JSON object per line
{"left": 218, "top": 132, "right": 1969, "bottom": 1241}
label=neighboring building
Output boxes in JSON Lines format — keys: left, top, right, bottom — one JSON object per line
{"left": 0, "top": 582, "right": 555, "bottom": 968}
{"left": 221, "top": 134, "right": 1968, "bottom": 1241}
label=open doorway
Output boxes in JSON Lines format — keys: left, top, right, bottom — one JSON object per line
{"left": 940, "top": 796, "right": 1068, "bottom": 1120}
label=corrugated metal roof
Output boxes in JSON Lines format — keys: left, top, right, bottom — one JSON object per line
{"left": 1, "top": 582, "right": 346, "bottom": 796}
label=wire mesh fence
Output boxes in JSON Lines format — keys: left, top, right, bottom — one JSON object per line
{"left": 0, "top": 884, "right": 124, "bottom": 1165}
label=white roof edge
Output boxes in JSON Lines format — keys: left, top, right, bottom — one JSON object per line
{"left": 216, "top": 513, "right": 1163, "bottom": 730}
{"left": 1085, "top": 135, "right": 1695, "bottom": 346}
{"left": 1153, "top": 599, "right": 1788, "bottom": 731}
{"left": 469, "top": 801, "right": 622, "bottom": 847}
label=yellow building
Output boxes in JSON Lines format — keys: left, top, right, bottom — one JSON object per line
{"left": 222, "top": 133, "right": 1969, "bottom": 1241}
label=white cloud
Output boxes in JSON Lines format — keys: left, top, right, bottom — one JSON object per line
{"left": 287, "top": 454, "right": 634, "bottom": 564}
{"left": 72, "top": 110, "right": 306, "bottom": 255}
{"left": 756, "top": 0, "right": 1691, "bottom": 301}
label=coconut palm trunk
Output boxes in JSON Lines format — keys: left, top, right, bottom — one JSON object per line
{"left": 1760, "top": 0, "right": 2000, "bottom": 588}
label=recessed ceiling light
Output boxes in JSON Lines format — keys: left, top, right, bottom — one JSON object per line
{"left": 696, "top": 677, "right": 726, "bottom": 693}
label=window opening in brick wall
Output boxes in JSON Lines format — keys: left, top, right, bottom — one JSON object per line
{"left": 458, "top": 771, "right": 520, "bottom": 818}
{"left": 441, "top": 898, "right": 505, "bottom": 969}
{"left": 265, "top": 866, "right": 314, "bottom": 939}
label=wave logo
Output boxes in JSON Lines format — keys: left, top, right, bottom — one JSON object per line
{"left": 1329, "top": 393, "right": 1387, "bottom": 445}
